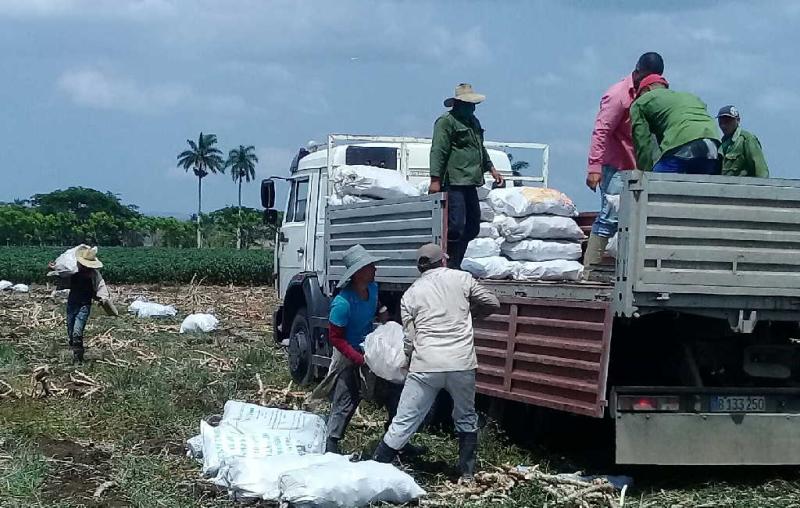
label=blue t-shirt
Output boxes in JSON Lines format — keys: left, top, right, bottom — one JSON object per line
{"left": 328, "top": 282, "right": 378, "bottom": 350}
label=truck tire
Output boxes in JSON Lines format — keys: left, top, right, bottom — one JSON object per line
{"left": 288, "top": 308, "right": 314, "bottom": 385}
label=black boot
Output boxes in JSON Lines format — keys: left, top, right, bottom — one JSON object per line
{"left": 326, "top": 437, "right": 340, "bottom": 454}
{"left": 372, "top": 440, "right": 398, "bottom": 463}
{"left": 457, "top": 432, "right": 478, "bottom": 480}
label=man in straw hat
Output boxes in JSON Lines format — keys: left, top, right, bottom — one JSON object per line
{"left": 373, "top": 243, "right": 499, "bottom": 481}
{"left": 429, "top": 83, "right": 505, "bottom": 271}
{"left": 49, "top": 246, "right": 111, "bottom": 363}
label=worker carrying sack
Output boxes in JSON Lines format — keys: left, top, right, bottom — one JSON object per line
{"left": 363, "top": 322, "right": 407, "bottom": 384}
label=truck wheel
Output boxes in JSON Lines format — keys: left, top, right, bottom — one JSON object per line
{"left": 288, "top": 308, "right": 314, "bottom": 385}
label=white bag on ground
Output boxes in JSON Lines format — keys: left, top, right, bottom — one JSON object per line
{"left": 214, "top": 454, "right": 351, "bottom": 502}
{"left": 47, "top": 244, "right": 92, "bottom": 277}
{"left": 513, "top": 260, "right": 585, "bottom": 281}
{"left": 11, "top": 284, "right": 29, "bottom": 293}
{"left": 327, "top": 194, "right": 373, "bottom": 207}
{"left": 487, "top": 187, "right": 577, "bottom": 217}
{"left": 220, "top": 401, "right": 327, "bottom": 456}
{"left": 479, "top": 201, "right": 495, "bottom": 222}
{"left": 363, "top": 322, "right": 407, "bottom": 384}
{"left": 464, "top": 237, "right": 502, "bottom": 258}
{"left": 128, "top": 297, "right": 177, "bottom": 318}
{"left": 606, "top": 233, "right": 618, "bottom": 258}
{"left": 502, "top": 239, "right": 583, "bottom": 262}
{"left": 200, "top": 421, "right": 301, "bottom": 477}
{"left": 477, "top": 222, "right": 500, "bottom": 239}
{"left": 461, "top": 256, "right": 516, "bottom": 280}
{"left": 331, "top": 165, "right": 421, "bottom": 200}
{"left": 279, "top": 460, "right": 426, "bottom": 507}
{"left": 180, "top": 313, "right": 219, "bottom": 333}
{"left": 502, "top": 215, "right": 585, "bottom": 242}
{"left": 0, "top": 280, "right": 13, "bottom": 291}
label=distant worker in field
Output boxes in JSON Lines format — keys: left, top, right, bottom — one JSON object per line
{"left": 631, "top": 74, "right": 720, "bottom": 174}
{"left": 717, "top": 105, "right": 769, "bottom": 178}
{"left": 49, "top": 247, "right": 111, "bottom": 363}
{"left": 583, "top": 52, "right": 664, "bottom": 279}
{"left": 429, "top": 83, "right": 505, "bottom": 270}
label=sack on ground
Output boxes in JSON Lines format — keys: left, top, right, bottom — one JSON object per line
{"left": 11, "top": 284, "right": 29, "bottom": 293}
{"left": 278, "top": 460, "right": 426, "bottom": 507}
{"left": 464, "top": 237, "right": 502, "bottom": 259}
{"left": 487, "top": 187, "right": 577, "bottom": 217}
{"left": 47, "top": 244, "right": 92, "bottom": 277}
{"left": 363, "top": 321, "right": 407, "bottom": 384}
{"left": 331, "top": 165, "right": 421, "bottom": 200}
{"left": 513, "top": 260, "right": 584, "bottom": 281}
{"left": 128, "top": 297, "right": 177, "bottom": 318}
{"left": 479, "top": 201, "right": 495, "bottom": 222}
{"left": 501, "top": 215, "right": 585, "bottom": 242}
{"left": 606, "top": 234, "right": 618, "bottom": 258}
{"left": 220, "top": 401, "right": 327, "bottom": 455}
{"left": 213, "top": 454, "right": 351, "bottom": 502}
{"left": 477, "top": 222, "right": 499, "bottom": 239}
{"left": 502, "top": 239, "right": 583, "bottom": 262}
{"left": 0, "top": 280, "right": 12, "bottom": 291}
{"left": 200, "top": 421, "right": 301, "bottom": 477}
{"left": 461, "top": 256, "right": 516, "bottom": 280}
{"left": 180, "top": 313, "right": 219, "bottom": 333}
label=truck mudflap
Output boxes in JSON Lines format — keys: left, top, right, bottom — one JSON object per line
{"left": 473, "top": 296, "right": 613, "bottom": 418}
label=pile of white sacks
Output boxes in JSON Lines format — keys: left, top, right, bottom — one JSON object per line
{"left": 462, "top": 186, "right": 585, "bottom": 282}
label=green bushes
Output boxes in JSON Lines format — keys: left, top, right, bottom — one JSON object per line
{"left": 0, "top": 247, "right": 274, "bottom": 285}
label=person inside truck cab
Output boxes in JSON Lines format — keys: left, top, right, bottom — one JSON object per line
{"left": 429, "top": 83, "right": 505, "bottom": 270}
{"left": 717, "top": 105, "right": 769, "bottom": 178}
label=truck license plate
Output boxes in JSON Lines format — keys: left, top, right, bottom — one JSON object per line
{"left": 711, "top": 396, "right": 766, "bottom": 412}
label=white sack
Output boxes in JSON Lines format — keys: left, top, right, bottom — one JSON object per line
{"left": 180, "top": 313, "right": 219, "bottom": 333}
{"left": 476, "top": 181, "right": 494, "bottom": 201}
{"left": 220, "top": 401, "right": 327, "bottom": 456}
{"left": 606, "top": 234, "right": 618, "bottom": 258}
{"left": 0, "top": 280, "right": 12, "bottom": 291}
{"left": 479, "top": 201, "right": 495, "bottom": 222}
{"left": 502, "top": 239, "right": 583, "bottom": 262}
{"left": 331, "top": 165, "right": 421, "bottom": 200}
{"left": 11, "top": 284, "right": 29, "bottom": 293}
{"left": 477, "top": 222, "right": 500, "bottom": 239}
{"left": 186, "top": 434, "right": 203, "bottom": 459}
{"left": 214, "top": 454, "right": 351, "bottom": 502}
{"left": 363, "top": 321, "right": 407, "bottom": 384}
{"left": 461, "top": 256, "right": 516, "bottom": 280}
{"left": 47, "top": 244, "right": 92, "bottom": 277}
{"left": 513, "top": 260, "right": 585, "bottom": 281}
{"left": 487, "top": 187, "right": 577, "bottom": 217}
{"left": 128, "top": 298, "right": 177, "bottom": 318}
{"left": 200, "top": 421, "right": 301, "bottom": 477}
{"left": 279, "top": 460, "right": 426, "bottom": 507}
{"left": 327, "top": 194, "right": 373, "bottom": 207}
{"left": 501, "top": 215, "right": 585, "bottom": 242}
{"left": 464, "top": 237, "right": 502, "bottom": 258}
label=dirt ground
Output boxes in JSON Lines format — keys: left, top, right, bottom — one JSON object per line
{"left": 1, "top": 284, "right": 798, "bottom": 507}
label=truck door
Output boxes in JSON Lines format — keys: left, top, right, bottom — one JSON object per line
{"left": 278, "top": 177, "right": 310, "bottom": 298}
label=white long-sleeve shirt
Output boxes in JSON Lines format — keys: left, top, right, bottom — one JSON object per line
{"left": 400, "top": 267, "right": 500, "bottom": 373}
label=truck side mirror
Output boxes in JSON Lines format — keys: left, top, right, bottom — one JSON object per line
{"left": 261, "top": 179, "right": 275, "bottom": 209}
{"left": 263, "top": 209, "right": 279, "bottom": 226}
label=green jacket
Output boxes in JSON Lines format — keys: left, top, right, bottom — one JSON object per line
{"left": 430, "top": 109, "right": 493, "bottom": 186}
{"left": 719, "top": 127, "right": 769, "bottom": 178}
{"left": 630, "top": 88, "right": 719, "bottom": 171}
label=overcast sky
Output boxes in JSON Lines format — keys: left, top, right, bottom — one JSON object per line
{"left": 1, "top": 0, "right": 798, "bottom": 215}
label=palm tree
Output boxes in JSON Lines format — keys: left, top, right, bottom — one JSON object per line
{"left": 224, "top": 145, "right": 259, "bottom": 249}
{"left": 177, "top": 132, "right": 224, "bottom": 248}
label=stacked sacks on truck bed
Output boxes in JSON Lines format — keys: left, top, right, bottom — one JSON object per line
{"left": 460, "top": 182, "right": 517, "bottom": 279}
{"left": 463, "top": 186, "right": 585, "bottom": 282}
{"left": 328, "top": 165, "right": 422, "bottom": 206}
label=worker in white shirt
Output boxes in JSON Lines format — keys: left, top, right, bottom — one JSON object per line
{"left": 372, "top": 243, "right": 500, "bottom": 480}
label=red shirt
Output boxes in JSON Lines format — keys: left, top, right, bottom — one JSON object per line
{"left": 587, "top": 75, "right": 637, "bottom": 174}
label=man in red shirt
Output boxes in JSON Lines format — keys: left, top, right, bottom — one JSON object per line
{"left": 583, "top": 52, "right": 663, "bottom": 279}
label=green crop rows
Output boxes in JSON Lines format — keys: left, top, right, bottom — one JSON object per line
{"left": 0, "top": 247, "right": 274, "bottom": 285}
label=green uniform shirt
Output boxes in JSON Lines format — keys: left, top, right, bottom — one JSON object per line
{"left": 429, "top": 109, "right": 493, "bottom": 187}
{"left": 630, "top": 88, "right": 720, "bottom": 171}
{"left": 719, "top": 127, "right": 769, "bottom": 178}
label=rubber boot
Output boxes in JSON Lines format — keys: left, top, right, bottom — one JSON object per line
{"left": 372, "top": 440, "right": 399, "bottom": 463}
{"left": 457, "top": 432, "right": 478, "bottom": 480}
{"left": 582, "top": 234, "right": 609, "bottom": 281}
{"left": 325, "top": 436, "right": 340, "bottom": 454}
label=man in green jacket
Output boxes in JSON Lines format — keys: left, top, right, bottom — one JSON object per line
{"left": 631, "top": 74, "right": 720, "bottom": 174}
{"left": 717, "top": 105, "right": 769, "bottom": 178}
{"left": 429, "top": 83, "right": 504, "bottom": 269}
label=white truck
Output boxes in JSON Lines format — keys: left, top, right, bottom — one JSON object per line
{"left": 261, "top": 134, "right": 800, "bottom": 465}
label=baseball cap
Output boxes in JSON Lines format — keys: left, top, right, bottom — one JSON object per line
{"left": 717, "top": 105, "right": 740, "bottom": 119}
{"left": 416, "top": 243, "right": 447, "bottom": 266}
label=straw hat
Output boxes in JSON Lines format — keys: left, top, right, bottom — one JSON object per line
{"left": 337, "top": 245, "right": 387, "bottom": 289}
{"left": 76, "top": 246, "right": 103, "bottom": 269}
{"left": 444, "top": 83, "right": 486, "bottom": 107}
